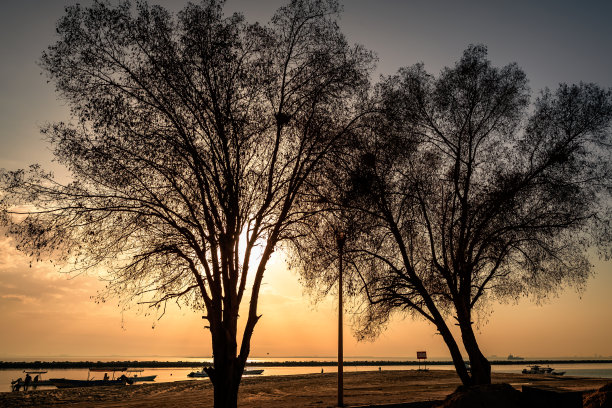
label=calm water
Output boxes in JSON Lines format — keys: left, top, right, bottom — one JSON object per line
{"left": 2, "top": 357, "right": 611, "bottom": 393}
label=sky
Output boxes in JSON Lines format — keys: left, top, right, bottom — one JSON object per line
{"left": 0, "top": 0, "right": 611, "bottom": 360}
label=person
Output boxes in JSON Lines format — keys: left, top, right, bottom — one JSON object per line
{"left": 118, "top": 374, "right": 133, "bottom": 384}
{"left": 103, "top": 373, "right": 109, "bottom": 381}
{"left": 24, "top": 373, "right": 32, "bottom": 392}
{"left": 11, "top": 378, "right": 22, "bottom": 392}
{"left": 32, "top": 374, "right": 39, "bottom": 389}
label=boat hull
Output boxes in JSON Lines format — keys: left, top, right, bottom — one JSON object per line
{"left": 187, "top": 371, "right": 209, "bottom": 378}
{"left": 11, "top": 379, "right": 55, "bottom": 390}
{"left": 130, "top": 375, "right": 157, "bottom": 382}
{"left": 30, "top": 380, "right": 55, "bottom": 387}
{"left": 50, "top": 378, "right": 131, "bottom": 388}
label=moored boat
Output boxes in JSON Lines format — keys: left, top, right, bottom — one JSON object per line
{"left": 50, "top": 377, "right": 132, "bottom": 388}
{"left": 126, "top": 369, "right": 157, "bottom": 382}
{"left": 521, "top": 365, "right": 565, "bottom": 376}
{"left": 187, "top": 368, "right": 209, "bottom": 378}
{"left": 11, "top": 371, "right": 54, "bottom": 391}
{"left": 50, "top": 367, "right": 134, "bottom": 388}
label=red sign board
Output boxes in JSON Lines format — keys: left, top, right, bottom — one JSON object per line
{"left": 416, "top": 351, "right": 427, "bottom": 359}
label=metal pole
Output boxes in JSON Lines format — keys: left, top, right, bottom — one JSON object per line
{"left": 337, "top": 231, "right": 346, "bottom": 408}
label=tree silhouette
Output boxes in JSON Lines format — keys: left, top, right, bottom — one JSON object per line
{"left": 0, "top": 1, "right": 373, "bottom": 406}
{"left": 290, "top": 45, "right": 612, "bottom": 386}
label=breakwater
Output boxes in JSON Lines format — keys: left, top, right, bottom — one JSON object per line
{"left": 1, "top": 359, "right": 611, "bottom": 370}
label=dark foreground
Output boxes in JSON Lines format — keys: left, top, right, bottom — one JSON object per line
{"left": 0, "top": 369, "right": 609, "bottom": 408}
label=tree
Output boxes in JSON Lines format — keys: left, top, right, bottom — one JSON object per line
{"left": 0, "top": 1, "right": 373, "bottom": 406}
{"left": 290, "top": 45, "right": 612, "bottom": 386}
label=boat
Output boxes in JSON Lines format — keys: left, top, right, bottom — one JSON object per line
{"left": 187, "top": 368, "right": 264, "bottom": 378}
{"left": 50, "top": 377, "right": 133, "bottom": 388}
{"left": 187, "top": 368, "right": 209, "bottom": 378}
{"left": 521, "top": 365, "right": 565, "bottom": 376}
{"left": 11, "top": 371, "right": 54, "bottom": 391}
{"left": 507, "top": 354, "right": 524, "bottom": 361}
{"left": 50, "top": 367, "right": 134, "bottom": 388}
{"left": 126, "top": 368, "right": 157, "bottom": 382}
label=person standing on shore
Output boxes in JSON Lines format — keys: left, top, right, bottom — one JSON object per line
{"left": 23, "top": 373, "right": 31, "bottom": 392}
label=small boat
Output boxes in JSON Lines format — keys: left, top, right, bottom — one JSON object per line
{"left": 187, "top": 368, "right": 264, "bottom": 378}
{"left": 11, "top": 371, "right": 54, "bottom": 391}
{"left": 187, "top": 368, "right": 209, "bottom": 378}
{"left": 126, "top": 369, "right": 157, "bottom": 382}
{"left": 521, "top": 365, "right": 565, "bottom": 376}
{"left": 50, "top": 377, "right": 133, "bottom": 388}
{"left": 50, "top": 367, "right": 134, "bottom": 388}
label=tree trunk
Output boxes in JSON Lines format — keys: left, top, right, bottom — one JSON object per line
{"left": 459, "top": 320, "right": 491, "bottom": 385}
{"left": 434, "top": 319, "right": 472, "bottom": 386}
{"left": 207, "top": 324, "right": 245, "bottom": 408}
{"left": 211, "top": 368, "right": 242, "bottom": 408}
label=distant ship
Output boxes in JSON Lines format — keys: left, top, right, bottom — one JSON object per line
{"left": 507, "top": 354, "right": 524, "bottom": 361}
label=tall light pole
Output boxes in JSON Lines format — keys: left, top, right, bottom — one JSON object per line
{"left": 336, "top": 230, "right": 346, "bottom": 408}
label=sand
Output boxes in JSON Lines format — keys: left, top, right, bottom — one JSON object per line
{"left": 0, "top": 369, "right": 610, "bottom": 408}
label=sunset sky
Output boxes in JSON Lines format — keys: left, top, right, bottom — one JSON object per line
{"left": 1, "top": 0, "right": 611, "bottom": 360}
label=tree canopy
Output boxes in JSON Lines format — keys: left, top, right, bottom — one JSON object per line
{"left": 290, "top": 45, "right": 612, "bottom": 385}
{"left": 0, "top": 0, "right": 373, "bottom": 406}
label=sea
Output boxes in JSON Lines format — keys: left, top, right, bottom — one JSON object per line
{"left": 1, "top": 356, "right": 612, "bottom": 392}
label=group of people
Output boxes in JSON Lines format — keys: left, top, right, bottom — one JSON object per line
{"left": 11, "top": 373, "right": 39, "bottom": 392}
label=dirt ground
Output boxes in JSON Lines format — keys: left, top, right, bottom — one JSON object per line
{"left": 0, "top": 369, "right": 609, "bottom": 408}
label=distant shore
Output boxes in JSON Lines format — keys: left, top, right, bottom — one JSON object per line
{"left": 1, "top": 369, "right": 610, "bottom": 408}
{"left": 1, "top": 359, "right": 611, "bottom": 370}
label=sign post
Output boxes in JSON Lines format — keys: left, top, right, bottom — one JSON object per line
{"left": 337, "top": 231, "right": 346, "bottom": 407}
{"left": 416, "top": 351, "right": 427, "bottom": 371}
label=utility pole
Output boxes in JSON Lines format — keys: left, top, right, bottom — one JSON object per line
{"left": 336, "top": 230, "right": 346, "bottom": 407}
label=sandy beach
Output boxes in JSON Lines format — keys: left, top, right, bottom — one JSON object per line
{"left": 0, "top": 369, "right": 610, "bottom": 408}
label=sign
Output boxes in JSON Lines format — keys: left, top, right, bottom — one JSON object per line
{"left": 416, "top": 351, "right": 427, "bottom": 360}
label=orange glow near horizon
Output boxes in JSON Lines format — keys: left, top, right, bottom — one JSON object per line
{"left": 1, "top": 233, "right": 611, "bottom": 360}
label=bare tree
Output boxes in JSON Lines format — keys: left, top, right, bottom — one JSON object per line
{"left": 290, "top": 45, "right": 612, "bottom": 386}
{"left": 0, "top": 1, "right": 373, "bottom": 406}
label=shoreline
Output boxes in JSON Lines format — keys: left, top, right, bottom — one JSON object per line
{"left": 0, "top": 369, "right": 610, "bottom": 408}
{"left": 2, "top": 359, "right": 612, "bottom": 370}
